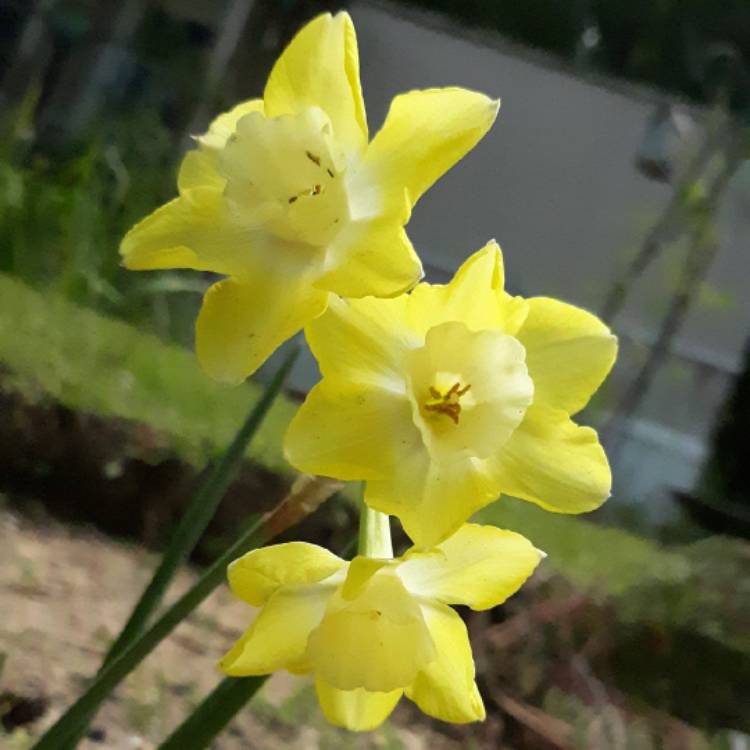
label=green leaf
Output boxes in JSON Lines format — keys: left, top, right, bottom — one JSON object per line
{"left": 31, "top": 350, "right": 308, "bottom": 750}
{"left": 104, "top": 344, "right": 300, "bottom": 663}
{"left": 155, "top": 532, "right": 355, "bottom": 749}
{"left": 157, "top": 677, "right": 267, "bottom": 750}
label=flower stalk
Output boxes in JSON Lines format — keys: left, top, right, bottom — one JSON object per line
{"left": 357, "top": 483, "right": 393, "bottom": 559}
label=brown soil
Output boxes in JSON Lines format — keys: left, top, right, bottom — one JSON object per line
{"left": 0, "top": 505, "right": 466, "bottom": 750}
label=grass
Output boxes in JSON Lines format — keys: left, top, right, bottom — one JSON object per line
{"left": 0, "top": 272, "right": 296, "bottom": 473}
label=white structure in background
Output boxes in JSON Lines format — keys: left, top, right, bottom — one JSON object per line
{"left": 266, "top": 0, "right": 749, "bottom": 516}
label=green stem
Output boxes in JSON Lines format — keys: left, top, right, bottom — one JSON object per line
{"left": 157, "top": 677, "right": 267, "bottom": 750}
{"left": 30, "top": 385, "right": 348, "bottom": 750}
{"left": 60, "top": 346, "right": 299, "bottom": 748}
{"left": 32, "top": 472, "right": 340, "bottom": 750}
{"left": 105, "top": 345, "right": 300, "bottom": 664}
{"left": 31, "top": 514, "right": 268, "bottom": 750}
{"left": 356, "top": 482, "right": 392, "bottom": 558}
{"left": 155, "top": 531, "right": 355, "bottom": 749}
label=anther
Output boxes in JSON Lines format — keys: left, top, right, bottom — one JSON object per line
{"left": 424, "top": 382, "right": 471, "bottom": 425}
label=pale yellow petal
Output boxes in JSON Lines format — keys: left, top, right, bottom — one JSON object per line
{"left": 315, "top": 678, "right": 401, "bottom": 731}
{"left": 390, "top": 453, "right": 503, "bottom": 548}
{"left": 177, "top": 149, "right": 224, "bottom": 193}
{"left": 264, "top": 12, "right": 367, "bottom": 155}
{"left": 499, "top": 403, "right": 611, "bottom": 514}
{"left": 364, "top": 88, "right": 499, "bottom": 206}
{"left": 516, "top": 297, "right": 617, "bottom": 415}
{"left": 196, "top": 274, "right": 328, "bottom": 384}
{"left": 120, "top": 189, "right": 250, "bottom": 276}
{"left": 220, "top": 583, "right": 332, "bottom": 676}
{"left": 405, "top": 602, "right": 485, "bottom": 723}
{"left": 407, "top": 241, "right": 528, "bottom": 336}
{"left": 307, "top": 569, "right": 435, "bottom": 692}
{"left": 315, "top": 218, "right": 423, "bottom": 298}
{"left": 362, "top": 432, "right": 431, "bottom": 518}
{"left": 228, "top": 542, "right": 345, "bottom": 607}
{"left": 303, "top": 294, "right": 419, "bottom": 389}
{"left": 283, "top": 380, "right": 417, "bottom": 480}
{"left": 197, "top": 98, "right": 265, "bottom": 150}
{"left": 398, "top": 524, "right": 542, "bottom": 610}
{"left": 340, "top": 556, "right": 394, "bottom": 599}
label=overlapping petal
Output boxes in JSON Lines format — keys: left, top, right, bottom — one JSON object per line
{"left": 176, "top": 150, "right": 225, "bottom": 193}
{"left": 284, "top": 381, "right": 417, "bottom": 480}
{"left": 264, "top": 12, "right": 367, "bottom": 155}
{"left": 196, "top": 274, "right": 328, "bottom": 385}
{"left": 303, "top": 294, "right": 417, "bottom": 388}
{"left": 221, "top": 521, "right": 543, "bottom": 730}
{"left": 315, "top": 678, "right": 402, "bottom": 731}
{"left": 220, "top": 583, "right": 332, "bottom": 676}
{"left": 408, "top": 241, "right": 527, "bottom": 336}
{"left": 307, "top": 569, "right": 436, "bottom": 691}
{"left": 499, "top": 403, "right": 611, "bottom": 514}
{"left": 123, "top": 13, "right": 500, "bottom": 384}
{"left": 398, "top": 524, "right": 542, "bottom": 610}
{"left": 314, "top": 219, "right": 422, "bottom": 299}
{"left": 377, "top": 454, "right": 502, "bottom": 548}
{"left": 228, "top": 542, "right": 345, "bottom": 607}
{"left": 120, "top": 189, "right": 251, "bottom": 276}
{"left": 363, "top": 88, "right": 499, "bottom": 207}
{"left": 177, "top": 99, "right": 266, "bottom": 193}
{"left": 516, "top": 297, "right": 617, "bottom": 415}
{"left": 405, "top": 602, "right": 485, "bottom": 723}
{"left": 197, "top": 98, "right": 265, "bottom": 150}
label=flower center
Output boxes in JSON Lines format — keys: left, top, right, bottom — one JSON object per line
{"left": 218, "top": 107, "right": 350, "bottom": 247}
{"left": 423, "top": 382, "right": 471, "bottom": 425}
{"left": 286, "top": 149, "right": 337, "bottom": 204}
{"left": 405, "top": 321, "right": 534, "bottom": 459}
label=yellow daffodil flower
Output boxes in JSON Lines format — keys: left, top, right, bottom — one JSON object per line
{"left": 285, "top": 241, "right": 618, "bottom": 546}
{"left": 120, "top": 12, "right": 499, "bottom": 384}
{"left": 220, "top": 523, "right": 542, "bottom": 731}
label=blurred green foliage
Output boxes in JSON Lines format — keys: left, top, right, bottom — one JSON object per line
{"left": 0, "top": 102, "right": 205, "bottom": 346}
{"left": 477, "top": 498, "right": 749, "bottom": 655}
{"left": 0, "top": 272, "right": 295, "bottom": 473}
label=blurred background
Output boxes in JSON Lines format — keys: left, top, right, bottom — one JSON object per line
{"left": 0, "top": 0, "right": 748, "bottom": 748}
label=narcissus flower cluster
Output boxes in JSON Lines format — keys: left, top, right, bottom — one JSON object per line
{"left": 122, "top": 9, "right": 616, "bottom": 734}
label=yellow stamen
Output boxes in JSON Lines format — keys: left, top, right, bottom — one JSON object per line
{"left": 424, "top": 382, "right": 471, "bottom": 424}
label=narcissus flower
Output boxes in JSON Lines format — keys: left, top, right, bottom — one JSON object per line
{"left": 285, "top": 241, "right": 617, "bottom": 546}
{"left": 120, "top": 12, "right": 499, "bottom": 384}
{"left": 220, "top": 524, "right": 542, "bottom": 731}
